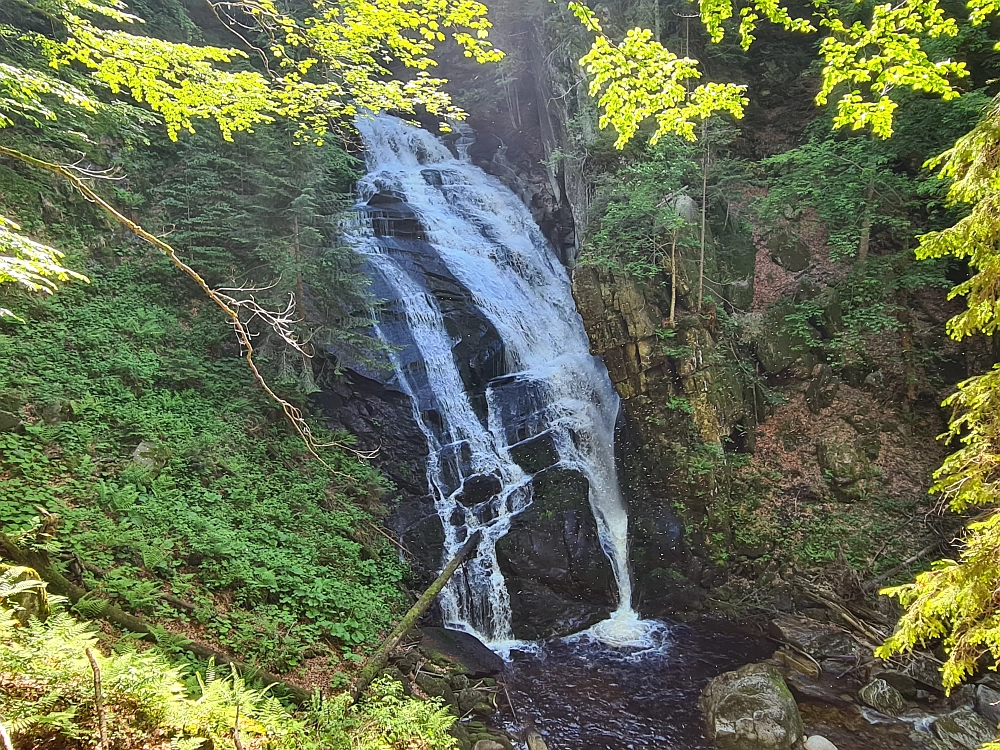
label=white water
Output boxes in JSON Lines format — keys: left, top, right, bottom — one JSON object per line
{"left": 347, "top": 115, "right": 656, "bottom": 649}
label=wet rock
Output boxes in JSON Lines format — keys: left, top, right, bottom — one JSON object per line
{"left": 473, "top": 742, "right": 505, "bottom": 750}
{"left": 871, "top": 670, "right": 918, "bottom": 699}
{"left": 804, "top": 737, "right": 839, "bottom": 750}
{"left": 781, "top": 670, "right": 853, "bottom": 707}
{"left": 769, "top": 615, "right": 860, "bottom": 661}
{"left": 701, "top": 663, "right": 804, "bottom": 750}
{"left": 420, "top": 627, "right": 504, "bottom": 678}
{"left": 932, "top": 707, "right": 996, "bottom": 749}
{"left": 456, "top": 473, "right": 502, "bottom": 507}
{"left": 509, "top": 429, "right": 561, "bottom": 474}
{"left": 859, "top": 678, "right": 907, "bottom": 716}
{"left": 974, "top": 683, "right": 1000, "bottom": 725}
{"left": 497, "top": 466, "right": 614, "bottom": 638}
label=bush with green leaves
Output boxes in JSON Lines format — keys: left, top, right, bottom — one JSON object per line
{"left": 0, "top": 569, "right": 457, "bottom": 749}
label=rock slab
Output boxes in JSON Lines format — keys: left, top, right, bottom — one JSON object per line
{"left": 701, "top": 663, "right": 804, "bottom": 750}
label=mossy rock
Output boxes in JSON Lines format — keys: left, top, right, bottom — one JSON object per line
{"left": 0, "top": 565, "right": 50, "bottom": 625}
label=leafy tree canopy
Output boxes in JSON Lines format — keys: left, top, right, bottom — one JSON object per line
{"left": 0, "top": 0, "right": 502, "bottom": 304}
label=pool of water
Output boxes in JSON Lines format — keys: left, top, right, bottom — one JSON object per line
{"left": 500, "top": 618, "right": 773, "bottom": 749}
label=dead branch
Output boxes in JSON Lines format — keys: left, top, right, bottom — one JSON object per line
{"left": 350, "top": 530, "right": 482, "bottom": 702}
{"left": 85, "top": 647, "right": 108, "bottom": 749}
{"left": 0, "top": 145, "right": 366, "bottom": 474}
{"left": 0, "top": 721, "right": 13, "bottom": 750}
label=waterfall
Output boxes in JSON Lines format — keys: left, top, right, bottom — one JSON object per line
{"left": 346, "top": 115, "right": 654, "bottom": 649}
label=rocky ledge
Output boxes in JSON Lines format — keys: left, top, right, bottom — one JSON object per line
{"left": 701, "top": 613, "right": 1000, "bottom": 750}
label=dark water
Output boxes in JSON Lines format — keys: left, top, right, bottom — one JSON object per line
{"left": 501, "top": 619, "right": 773, "bottom": 749}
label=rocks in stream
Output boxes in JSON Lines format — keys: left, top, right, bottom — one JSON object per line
{"left": 701, "top": 664, "right": 805, "bottom": 750}
{"left": 932, "top": 707, "right": 997, "bottom": 749}
{"left": 858, "top": 679, "right": 907, "bottom": 716}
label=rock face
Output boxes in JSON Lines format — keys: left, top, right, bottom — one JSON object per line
{"left": 701, "top": 664, "right": 805, "bottom": 750}
{"left": 496, "top": 466, "right": 614, "bottom": 638}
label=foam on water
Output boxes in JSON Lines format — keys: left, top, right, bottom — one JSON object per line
{"left": 347, "top": 114, "right": 660, "bottom": 652}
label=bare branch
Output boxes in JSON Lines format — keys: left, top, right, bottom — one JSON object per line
{"left": 0, "top": 145, "right": 364, "bottom": 471}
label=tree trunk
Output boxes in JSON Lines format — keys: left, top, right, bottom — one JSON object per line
{"left": 669, "top": 231, "right": 677, "bottom": 327}
{"left": 858, "top": 178, "right": 875, "bottom": 263}
{"left": 350, "top": 530, "right": 482, "bottom": 702}
{"left": 698, "top": 121, "right": 708, "bottom": 313}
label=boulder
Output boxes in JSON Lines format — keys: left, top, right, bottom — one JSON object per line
{"left": 871, "top": 670, "right": 918, "bottom": 699}
{"left": 701, "top": 663, "right": 804, "bottom": 750}
{"left": 975, "top": 683, "right": 1000, "bottom": 725}
{"left": 769, "top": 615, "right": 860, "bottom": 661}
{"left": 815, "top": 435, "right": 869, "bottom": 501}
{"left": 419, "top": 627, "right": 504, "bottom": 678}
{"left": 0, "top": 565, "right": 49, "bottom": 625}
{"left": 933, "top": 707, "right": 997, "bottom": 750}
{"left": 804, "top": 737, "right": 838, "bottom": 750}
{"left": 859, "top": 678, "right": 907, "bottom": 716}
{"left": 766, "top": 227, "right": 811, "bottom": 272}
{"left": 473, "top": 742, "right": 506, "bottom": 750}
{"left": 805, "top": 365, "right": 839, "bottom": 414}
{"left": 902, "top": 653, "right": 945, "bottom": 692}
{"left": 508, "top": 429, "right": 561, "bottom": 475}
{"left": 0, "top": 410, "right": 21, "bottom": 433}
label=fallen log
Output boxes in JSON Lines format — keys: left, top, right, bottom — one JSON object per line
{"left": 350, "top": 529, "right": 482, "bottom": 703}
{"left": 0, "top": 533, "right": 311, "bottom": 703}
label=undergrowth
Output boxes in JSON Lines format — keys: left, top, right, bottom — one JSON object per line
{"left": 0, "top": 251, "right": 408, "bottom": 674}
{"left": 0, "top": 569, "right": 456, "bottom": 749}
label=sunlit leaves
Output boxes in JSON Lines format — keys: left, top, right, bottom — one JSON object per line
{"left": 698, "top": 0, "right": 814, "bottom": 48}
{"left": 817, "top": 0, "right": 967, "bottom": 138}
{"left": 0, "top": 216, "right": 88, "bottom": 317}
{"left": 575, "top": 21, "right": 747, "bottom": 148}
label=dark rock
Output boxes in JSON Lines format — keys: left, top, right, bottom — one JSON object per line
{"left": 975, "top": 683, "right": 1000, "bottom": 725}
{"left": 456, "top": 473, "right": 502, "bottom": 507}
{"left": 701, "top": 663, "right": 805, "bottom": 750}
{"left": 932, "top": 707, "right": 996, "bottom": 749}
{"left": 496, "top": 466, "right": 614, "bottom": 637}
{"left": 766, "top": 226, "right": 811, "bottom": 272}
{"left": 902, "top": 653, "right": 945, "bottom": 693}
{"left": 806, "top": 365, "right": 839, "bottom": 414}
{"left": 509, "top": 429, "right": 561, "bottom": 474}
{"left": 769, "top": 616, "right": 861, "bottom": 661}
{"left": 871, "top": 670, "right": 918, "bottom": 699}
{"left": 0, "top": 410, "right": 21, "bottom": 433}
{"left": 419, "top": 627, "right": 504, "bottom": 678}
{"left": 415, "top": 672, "right": 455, "bottom": 704}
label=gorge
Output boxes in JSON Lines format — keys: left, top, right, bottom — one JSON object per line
{"left": 4, "top": 0, "right": 1000, "bottom": 748}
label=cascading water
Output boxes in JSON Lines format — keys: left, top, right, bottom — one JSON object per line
{"left": 346, "top": 114, "right": 654, "bottom": 649}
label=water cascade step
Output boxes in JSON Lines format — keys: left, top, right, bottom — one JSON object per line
{"left": 345, "top": 115, "right": 654, "bottom": 650}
